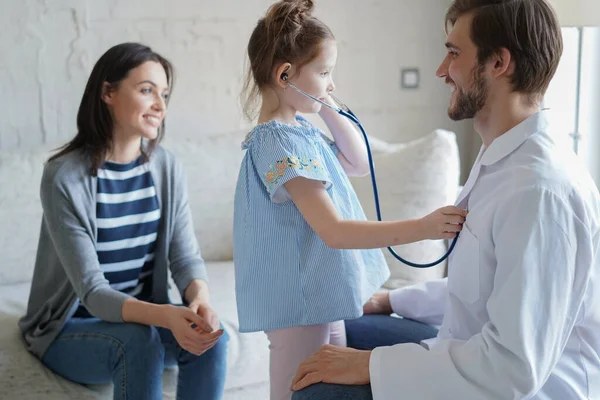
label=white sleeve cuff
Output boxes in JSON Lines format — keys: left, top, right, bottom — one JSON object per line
{"left": 369, "top": 346, "right": 386, "bottom": 400}
{"left": 388, "top": 278, "right": 447, "bottom": 326}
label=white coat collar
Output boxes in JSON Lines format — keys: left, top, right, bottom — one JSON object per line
{"left": 480, "top": 111, "right": 548, "bottom": 166}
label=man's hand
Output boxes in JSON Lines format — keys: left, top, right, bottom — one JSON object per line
{"left": 291, "top": 345, "right": 371, "bottom": 391}
{"left": 363, "top": 292, "right": 393, "bottom": 315}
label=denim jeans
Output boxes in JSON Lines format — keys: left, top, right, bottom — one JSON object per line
{"left": 42, "top": 317, "right": 229, "bottom": 400}
{"left": 291, "top": 314, "right": 438, "bottom": 400}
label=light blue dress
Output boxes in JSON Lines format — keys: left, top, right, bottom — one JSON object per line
{"left": 233, "top": 115, "right": 389, "bottom": 332}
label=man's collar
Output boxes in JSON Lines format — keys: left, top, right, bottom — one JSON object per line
{"left": 479, "top": 111, "right": 548, "bottom": 166}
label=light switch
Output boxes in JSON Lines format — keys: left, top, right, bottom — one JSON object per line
{"left": 401, "top": 68, "right": 420, "bottom": 89}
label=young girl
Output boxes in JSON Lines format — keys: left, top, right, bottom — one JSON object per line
{"left": 19, "top": 43, "right": 227, "bottom": 400}
{"left": 233, "top": 1, "right": 466, "bottom": 398}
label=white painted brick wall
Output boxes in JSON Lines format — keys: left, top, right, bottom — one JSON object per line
{"left": 0, "top": 0, "right": 473, "bottom": 172}
{"left": 0, "top": 0, "right": 478, "bottom": 280}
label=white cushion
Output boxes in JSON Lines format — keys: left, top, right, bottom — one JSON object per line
{"left": 162, "top": 132, "right": 245, "bottom": 262}
{"left": 350, "top": 130, "right": 460, "bottom": 289}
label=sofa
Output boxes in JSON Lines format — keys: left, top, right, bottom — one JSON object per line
{"left": 0, "top": 127, "right": 460, "bottom": 399}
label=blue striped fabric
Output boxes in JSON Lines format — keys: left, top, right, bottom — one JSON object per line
{"left": 75, "top": 156, "right": 160, "bottom": 318}
{"left": 233, "top": 115, "right": 390, "bottom": 333}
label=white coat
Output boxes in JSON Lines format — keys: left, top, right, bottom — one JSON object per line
{"left": 370, "top": 112, "right": 600, "bottom": 399}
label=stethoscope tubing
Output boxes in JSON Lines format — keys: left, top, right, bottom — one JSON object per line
{"left": 287, "top": 83, "right": 459, "bottom": 268}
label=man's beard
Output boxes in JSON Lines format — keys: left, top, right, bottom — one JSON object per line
{"left": 448, "top": 64, "right": 487, "bottom": 121}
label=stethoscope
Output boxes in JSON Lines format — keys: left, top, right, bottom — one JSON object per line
{"left": 282, "top": 73, "right": 458, "bottom": 268}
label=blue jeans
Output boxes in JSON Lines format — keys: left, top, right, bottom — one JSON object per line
{"left": 291, "top": 314, "right": 438, "bottom": 400}
{"left": 42, "top": 317, "right": 229, "bottom": 400}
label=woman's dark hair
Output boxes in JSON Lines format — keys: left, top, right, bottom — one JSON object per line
{"left": 241, "top": 0, "right": 334, "bottom": 120}
{"left": 49, "top": 42, "right": 174, "bottom": 175}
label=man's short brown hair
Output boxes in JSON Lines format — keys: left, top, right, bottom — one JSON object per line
{"left": 446, "top": 0, "right": 563, "bottom": 102}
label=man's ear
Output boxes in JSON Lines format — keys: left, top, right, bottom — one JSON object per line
{"left": 491, "top": 47, "right": 514, "bottom": 78}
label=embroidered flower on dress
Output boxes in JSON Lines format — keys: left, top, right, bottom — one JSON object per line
{"left": 265, "top": 156, "right": 326, "bottom": 192}
{"left": 266, "top": 171, "right": 277, "bottom": 183}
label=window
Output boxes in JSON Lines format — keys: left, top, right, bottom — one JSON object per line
{"left": 544, "top": 28, "right": 581, "bottom": 149}
{"left": 544, "top": 27, "right": 600, "bottom": 186}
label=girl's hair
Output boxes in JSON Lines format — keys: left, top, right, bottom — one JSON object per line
{"left": 49, "top": 42, "right": 174, "bottom": 176}
{"left": 241, "top": 0, "right": 334, "bottom": 120}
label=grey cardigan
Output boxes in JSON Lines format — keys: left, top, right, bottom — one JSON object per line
{"left": 18, "top": 146, "right": 208, "bottom": 358}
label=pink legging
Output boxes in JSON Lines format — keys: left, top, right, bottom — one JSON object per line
{"left": 265, "top": 321, "right": 347, "bottom": 400}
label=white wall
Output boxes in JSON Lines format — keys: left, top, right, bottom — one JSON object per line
{"left": 0, "top": 0, "right": 474, "bottom": 182}
{"left": 549, "top": 0, "right": 600, "bottom": 27}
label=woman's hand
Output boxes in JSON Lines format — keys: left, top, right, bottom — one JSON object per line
{"left": 189, "top": 299, "right": 221, "bottom": 332}
{"left": 419, "top": 206, "right": 467, "bottom": 240}
{"left": 165, "top": 305, "right": 224, "bottom": 356}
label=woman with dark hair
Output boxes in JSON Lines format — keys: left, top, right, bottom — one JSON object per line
{"left": 19, "top": 42, "right": 228, "bottom": 400}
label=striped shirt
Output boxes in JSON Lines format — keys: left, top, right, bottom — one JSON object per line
{"left": 233, "top": 115, "right": 390, "bottom": 332}
{"left": 75, "top": 156, "right": 160, "bottom": 317}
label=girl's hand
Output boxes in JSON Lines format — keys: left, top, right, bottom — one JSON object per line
{"left": 317, "top": 95, "right": 337, "bottom": 117}
{"left": 165, "top": 305, "right": 224, "bottom": 356}
{"left": 419, "top": 206, "right": 467, "bottom": 240}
